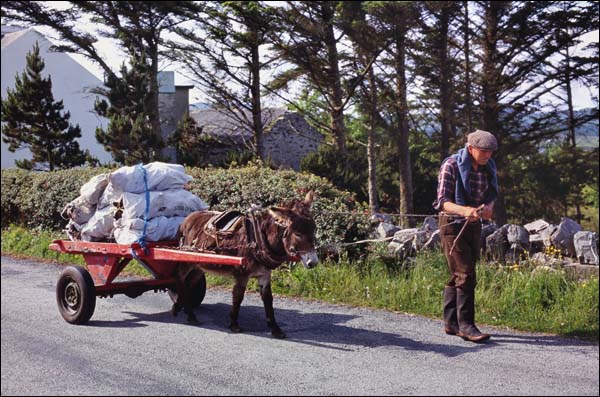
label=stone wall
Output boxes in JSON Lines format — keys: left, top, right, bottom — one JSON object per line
{"left": 261, "top": 112, "right": 323, "bottom": 170}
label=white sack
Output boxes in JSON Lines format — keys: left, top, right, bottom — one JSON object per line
{"left": 61, "top": 196, "right": 97, "bottom": 224}
{"left": 109, "top": 162, "right": 192, "bottom": 193}
{"left": 113, "top": 216, "right": 186, "bottom": 245}
{"left": 64, "top": 219, "right": 84, "bottom": 241}
{"left": 121, "top": 189, "right": 208, "bottom": 220}
{"left": 80, "top": 206, "right": 117, "bottom": 242}
{"left": 97, "top": 182, "right": 122, "bottom": 209}
{"left": 80, "top": 173, "right": 109, "bottom": 205}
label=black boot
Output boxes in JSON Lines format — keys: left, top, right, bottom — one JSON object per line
{"left": 443, "top": 286, "right": 459, "bottom": 335}
{"left": 456, "top": 288, "right": 491, "bottom": 342}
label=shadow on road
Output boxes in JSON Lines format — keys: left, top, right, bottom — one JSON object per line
{"left": 85, "top": 299, "right": 597, "bottom": 357}
{"left": 88, "top": 301, "right": 502, "bottom": 358}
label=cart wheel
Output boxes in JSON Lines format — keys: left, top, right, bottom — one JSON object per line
{"left": 56, "top": 266, "right": 96, "bottom": 325}
{"left": 168, "top": 270, "right": 206, "bottom": 308}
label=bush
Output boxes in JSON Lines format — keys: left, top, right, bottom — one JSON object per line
{"left": 1, "top": 163, "right": 371, "bottom": 249}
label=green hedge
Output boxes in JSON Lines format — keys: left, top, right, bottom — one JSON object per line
{"left": 1, "top": 163, "right": 371, "bottom": 248}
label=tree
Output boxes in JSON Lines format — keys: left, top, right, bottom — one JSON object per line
{"left": 269, "top": 1, "right": 349, "bottom": 151}
{"left": 1, "top": 42, "right": 95, "bottom": 171}
{"left": 475, "top": 1, "right": 599, "bottom": 224}
{"left": 167, "top": 1, "right": 275, "bottom": 160}
{"left": 168, "top": 112, "right": 232, "bottom": 167}
{"left": 412, "top": 1, "right": 463, "bottom": 160}
{"left": 2, "top": 1, "right": 193, "bottom": 157}
{"left": 367, "top": 1, "right": 421, "bottom": 227}
{"left": 93, "top": 53, "right": 165, "bottom": 165}
{"left": 338, "top": 1, "right": 386, "bottom": 213}
{"left": 543, "top": 1, "right": 599, "bottom": 148}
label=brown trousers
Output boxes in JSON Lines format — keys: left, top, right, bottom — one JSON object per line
{"left": 439, "top": 215, "right": 481, "bottom": 291}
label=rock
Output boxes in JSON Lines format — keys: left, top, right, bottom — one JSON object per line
{"left": 507, "top": 224, "right": 530, "bottom": 246}
{"left": 420, "top": 216, "right": 438, "bottom": 233}
{"left": 531, "top": 252, "right": 567, "bottom": 268}
{"left": 371, "top": 213, "right": 392, "bottom": 225}
{"left": 412, "top": 230, "right": 429, "bottom": 251}
{"left": 388, "top": 228, "right": 423, "bottom": 259}
{"left": 422, "top": 230, "right": 441, "bottom": 251}
{"left": 528, "top": 233, "right": 545, "bottom": 254}
{"left": 564, "top": 263, "right": 599, "bottom": 280}
{"left": 486, "top": 225, "right": 510, "bottom": 262}
{"left": 480, "top": 223, "right": 499, "bottom": 255}
{"left": 550, "top": 217, "right": 583, "bottom": 257}
{"left": 376, "top": 222, "right": 401, "bottom": 239}
{"left": 392, "top": 228, "right": 420, "bottom": 243}
{"left": 573, "top": 231, "right": 599, "bottom": 265}
{"left": 524, "top": 219, "right": 551, "bottom": 234}
{"left": 506, "top": 224, "right": 530, "bottom": 261}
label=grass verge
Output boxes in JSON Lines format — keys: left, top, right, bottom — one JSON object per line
{"left": 2, "top": 225, "right": 597, "bottom": 341}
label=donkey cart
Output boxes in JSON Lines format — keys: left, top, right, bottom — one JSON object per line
{"left": 49, "top": 239, "right": 247, "bottom": 325}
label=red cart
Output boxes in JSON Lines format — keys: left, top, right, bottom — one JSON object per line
{"left": 49, "top": 239, "right": 247, "bottom": 325}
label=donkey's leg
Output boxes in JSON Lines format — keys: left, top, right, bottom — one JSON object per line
{"left": 229, "top": 275, "right": 249, "bottom": 333}
{"left": 258, "top": 272, "right": 285, "bottom": 338}
{"left": 171, "top": 265, "right": 185, "bottom": 317}
{"left": 183, "top": 275, "right": 199, "bottom": 323}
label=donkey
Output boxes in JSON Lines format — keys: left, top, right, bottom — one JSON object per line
{"left": 172, "top": 191, "right": 318, "bottom": 338}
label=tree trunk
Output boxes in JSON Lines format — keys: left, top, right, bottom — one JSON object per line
{"left": 463, "top": 1, "right": 473, "bottom": 134}
{"left": 481, "top": 2, "right": 506, "bottom": 225}
{"left": 149, "top": 49, "right": 162, "bottom": 160}
{"left": 394, "top": 25, "right": 414, "bottom": 228}
{"left": 564, "top": 47, "right": 576, "bottom": 147}
{"left": 323, "top": 2, "right": 346, "bottom": 151}
{"left": 251, "top": 41, "right": 264, "bottom": 159}
{"left": 439, "top": 6, "right": 452, "bottom": 160}
{"left": 367, "top": 67, "right": 379, "bottom": 213}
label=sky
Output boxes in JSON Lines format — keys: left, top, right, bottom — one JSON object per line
{"left": 19, "top": 4, "right": 600, "bottom": 110}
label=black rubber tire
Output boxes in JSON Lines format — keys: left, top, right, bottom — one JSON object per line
{"left": 168, "top": 270, "right": 206, "bottom": 308}
{"left": 56, "top": 266, "right": 96, "bottom": 325}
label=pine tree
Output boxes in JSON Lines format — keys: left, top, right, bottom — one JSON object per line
{"left": 93, "top": 52, "right": 165, "bottom": 165}
{"left": 1, "top": 42, "right": 94, "bottom": 171}
{"left": 168, "top": 113, "right": 218, "bottom": 167}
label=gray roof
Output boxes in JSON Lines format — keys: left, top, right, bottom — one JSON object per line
{"left": 189, "top": 107, "right": 288, "bottom": 140}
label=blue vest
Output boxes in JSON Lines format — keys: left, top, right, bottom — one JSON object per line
{"left": 446, "top": 146, "right": 498, "bottom": 206}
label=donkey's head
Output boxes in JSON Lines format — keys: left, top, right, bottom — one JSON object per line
{"left": 268, "top": 191, "right": 318, "bottom": 269}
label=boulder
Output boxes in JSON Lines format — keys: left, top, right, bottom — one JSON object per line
{"left": 420, "top": 216, "right": 438, "bottom": 233}
{"left": 371, "top": 213, "right": 392, "bottom": 225}
{"left": 480, "top": 223, "right": 499, "bottom": 255}
{"left": 376, "top": 222, "right": 401, "bottom": 239}
{"left": 486, "top": 225, "right": 510, "bottom": 262}
{"left": 528, "top": 233, "right": 545, "bottom": 254}
{"left": 550, "top": 217, "right": 583, "bottom": 257}
{"left": 523, "top": 219, "right": 551, "bottom": 234}
{"left": 531, "top": 252, "right": 568, "bottom": 269}
{"left": 422, "top": 229, "right": 441, "bottom": 251}
{"left": 573, "top": 231, "right": 598, "bottom": 265}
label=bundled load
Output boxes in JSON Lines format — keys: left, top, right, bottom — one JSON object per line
{"left": 62, "top": 162, "right": 208, "bottom": 244}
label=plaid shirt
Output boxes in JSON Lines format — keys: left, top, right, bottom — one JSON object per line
{"left": 433, "top": 157, "right": 489, "bottom": 211}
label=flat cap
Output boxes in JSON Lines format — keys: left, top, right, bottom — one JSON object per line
{"left": 467, "top": 129, "right": 497, "bottom": 151}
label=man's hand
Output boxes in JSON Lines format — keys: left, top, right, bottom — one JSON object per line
{"left": 481, "top": 203, "right": 493, "bottom": 220}
{"left": 463, "top": 205, "right": 484, "bottom": 222}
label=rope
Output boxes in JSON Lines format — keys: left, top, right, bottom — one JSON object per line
{"left": 319, "top": 211, "right": 437, "bottom": 218}
{"left": 331, "top": 218, "right": 468, "bottom": 248}
{"left": 131, "top": 163, "right": 150, "bottom": 258}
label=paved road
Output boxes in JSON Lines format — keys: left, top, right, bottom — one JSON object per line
{"left": 1, "top": 255, "right": 598, "bottom": 396}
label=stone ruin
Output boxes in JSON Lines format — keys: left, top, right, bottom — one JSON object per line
{"left": 372, "top": 215, "right": 599, "bottom": 276}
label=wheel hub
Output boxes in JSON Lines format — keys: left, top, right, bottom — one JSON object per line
{"left": 64, "top": 281, "right": 81, "bottom": 312}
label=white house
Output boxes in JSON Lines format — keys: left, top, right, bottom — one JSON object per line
{"left": 1, "top": 25, "right": 112, "bottom": 168}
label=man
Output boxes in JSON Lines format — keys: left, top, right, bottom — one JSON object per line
{"left": 433, "top": 129, "right": 498, "bottom": 342}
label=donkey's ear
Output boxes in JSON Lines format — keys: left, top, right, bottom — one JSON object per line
{"left": 268, "top": 207, "right": 294, "bottom": 226}
{"left": 303, "top": 190, "right": 314, "bottom": 208}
